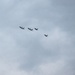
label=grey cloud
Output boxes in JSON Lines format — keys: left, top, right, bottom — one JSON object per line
{"left": 51, "top": 0, "right": 75, "bottom": 33}
{"left": 0, "top": 0, "right": 75, "bottom": 75}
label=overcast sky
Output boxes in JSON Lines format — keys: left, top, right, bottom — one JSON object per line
{"left": 0, "top": 0, "right": 75, "bottom": 75}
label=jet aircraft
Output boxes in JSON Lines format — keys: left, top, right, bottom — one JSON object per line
{"left": 44, "top": 34, "right": 48, "bottom": 37}
{"left": 28, "top": 28, "right": 33, "bottom": 31}
{"left": 19, "top": 26, "right": 25, "bottom": 29}
{"left": 34, "top": 28, "right": 38, "bottom": 30}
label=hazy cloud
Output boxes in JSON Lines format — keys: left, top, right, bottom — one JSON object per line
{"left": 0, "top": 0, "right": 75, "bottom": 75}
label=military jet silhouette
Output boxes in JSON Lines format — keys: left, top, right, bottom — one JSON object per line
{"left": 19, "top": 26, "right": 25, "bottom": 29}
{"left": 28, "top": 28, "right": 33, "bottom": 31}
{"left": 34, "top": 28, "right": 38, "bottom": 30}
{"left": 44, "top": 34, "right": 48, "bottom": 37}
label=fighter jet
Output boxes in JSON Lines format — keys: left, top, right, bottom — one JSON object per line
{"left": 34, "top": 28, "right": 38, "bottom": 30}
{"left": 19, "top": 26, "right": 25, "bottom": 30}
{"left": 44, "top": 34, "right": 48, "bottom": 37}
{"left": 28, "top": 28, "right": 33, "bottom": 31}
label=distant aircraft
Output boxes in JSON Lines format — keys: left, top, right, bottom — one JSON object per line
{"left": 19, "top": 26, "right": 25, "bottom": 29}
{"left": 44, "top": 34, "right": 48, "bottom": 37}
{"left": 34, "top": 28, "right": 38, "bottom": 30}
{"left": 28, "top": 28, "right": 33, "bottom": 31}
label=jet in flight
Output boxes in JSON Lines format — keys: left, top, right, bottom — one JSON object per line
{"left": 28, "top": 28, "right": 33, "bottom": 31}
{"left": 34, "top": 28, "right": 38, "bottom": 30}
{"left": 44, "top": 34, "right": 48, "bottom": 37}
{"left": 19, "top": 26, "right": 25, "bottom": 30}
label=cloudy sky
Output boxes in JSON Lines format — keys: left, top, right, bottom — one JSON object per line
{"left": 0, "top": 0, "right": 75, "bottom": 75}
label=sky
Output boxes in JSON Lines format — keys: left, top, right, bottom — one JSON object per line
{"left": 0, "top": 0, "right": 75, "bottom": 75}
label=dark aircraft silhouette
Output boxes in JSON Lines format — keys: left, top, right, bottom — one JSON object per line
{"left": 28, "top": 28, "right": 33, "bottom": 31}
{"left": 34, "top": 28, "right": 38, "bottom": 30}
{"left": 44, "top": 34, "right": 48, "bottom": 37}
{"left": 19, "top": 26, "right": 25, "bottom": 29}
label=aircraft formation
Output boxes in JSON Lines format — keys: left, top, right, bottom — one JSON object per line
{"left": 19, "top": 26, "right": 48, "bottom": 37}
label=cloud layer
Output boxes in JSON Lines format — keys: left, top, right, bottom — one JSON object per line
{"left": 0, "top": 0, "right": 75, "bottom": 75}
